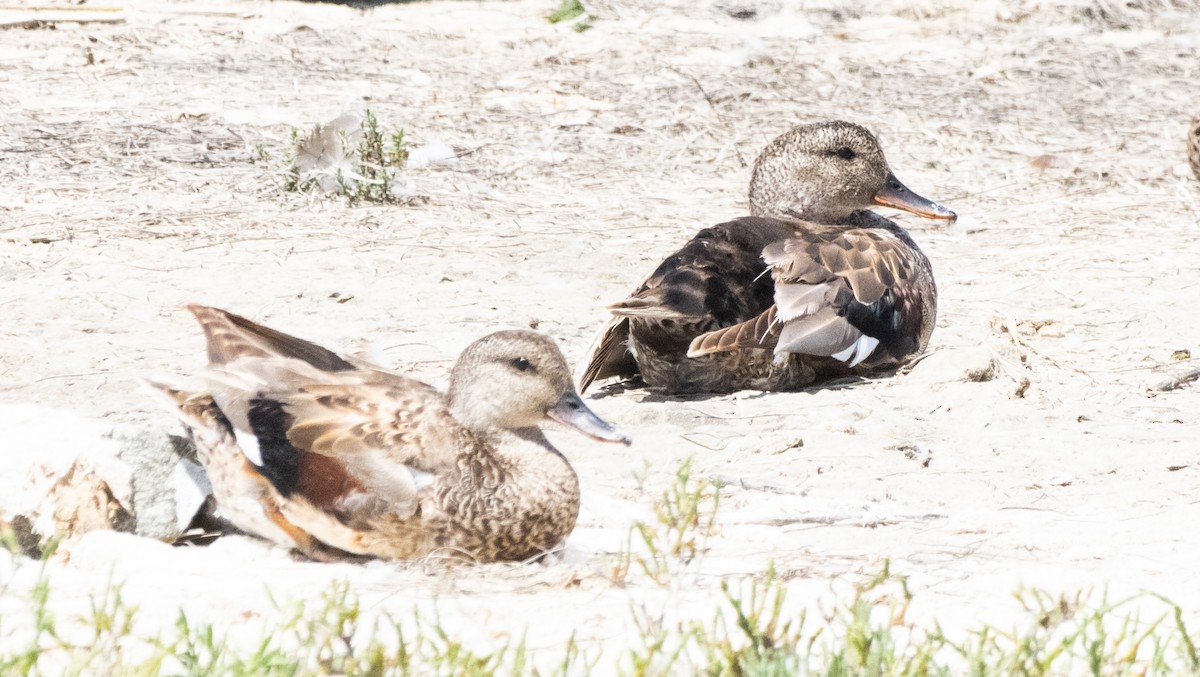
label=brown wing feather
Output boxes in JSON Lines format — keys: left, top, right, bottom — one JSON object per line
{"left": 763, "top": 227, "right": 914, "bottom": 306}
{"left": 184, "top": 306, "right": 463, "bottom": 522}
{"left": 584, "top": 217, "right": 795, "bottom": 389}
{"left": 281, "top": 380, "right": 454, "bottom": 469}
{"left": 691, "top": 218, "right": 931, "bottom": 362}
{"left": 823, "top": 236, "right": 908, "bottom": 304}
{"left": 687, "top": 306, "right": 780, "bottom": 357}
{"left": 578, "top": 317, "right": 638, "bottom": 393}
{"left": 240, "top": 374, "right": 461, "bottom": 519}
{"left": 608, "top": 294, "right": 698, "bottom": 319}
{"left": 188, "top": 304, "right": 356, "bottom": 371}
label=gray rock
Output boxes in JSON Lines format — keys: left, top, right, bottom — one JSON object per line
{"left": 110, "top": 426, "right": 201, "bottom": 539}
{"left": 0, "top": 405, "right": 210, "bottom": 546}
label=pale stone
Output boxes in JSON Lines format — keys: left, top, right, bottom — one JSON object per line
{"left": 0, "top": 405, "right": 205, "bottom": 546}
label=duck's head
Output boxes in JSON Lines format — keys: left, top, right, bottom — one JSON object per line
{"left": 448, "top": 330, "right": 631, "bottom": 445}
{"left": 748, "top": 120, "right": 957, "bottom": 223}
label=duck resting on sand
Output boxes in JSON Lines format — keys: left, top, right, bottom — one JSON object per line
{"left": 148, "top": 305, "right": 630, "bottom": 563}
{"left": 579, "top": 120, "right": 958, "bottom": 394}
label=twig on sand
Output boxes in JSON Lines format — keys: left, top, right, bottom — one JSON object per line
{"left": 0, "top": 4, "right": 122, "bottom": 10}
{"left": 32, "top": 370, "right": 112, "bottom": 384}
{"left": 1, "top": 17, "right": 123, "bottom": 28}
{"left": 991, "top": 316, "right": 1096, "bottom": 386}
{"left": 761, "top": 513, "right": 948, "bottom": 527}
{"left": 666, "top": 66, "right": 749, "bottom": 168}
{"left": 1150, "top": 366, "right": 1200, "bottom": 392}
{"left": 0, "top": 5, "right": 124, "bottom": 29}
{"left": 710, "top": 474, "right": 806, "bottom": 496}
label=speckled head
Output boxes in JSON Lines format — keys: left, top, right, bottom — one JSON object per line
{"left": 748, "top": 120, "right": 956, "bottom": 224}
{"left": 448, "top": 330, "right": 630, "bottom": 444}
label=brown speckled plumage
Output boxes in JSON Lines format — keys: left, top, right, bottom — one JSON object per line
{"left": 149, "top": 306, "right": 629, "bottom": 563}
{"left": 580, "top": 121, "right": 956, "bottom": 394}
{"left": 1189, "top": 113, "right": 1200, "bottom": 183}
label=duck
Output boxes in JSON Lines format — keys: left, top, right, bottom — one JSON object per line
{"left": 579, "top": 120, "right": 958, "bottom": 394}
{"left": 1189, "top": 113, "right": 1200, "bottom": 183}
{"left": 147, "top": 305, "right": 630, "bottom": 563}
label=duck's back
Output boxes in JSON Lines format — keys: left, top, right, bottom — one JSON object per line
{"left": 653, "top": 217, "right": 792, "bottom": 310}
{"left": 579, "top": 217, "right": 794, "bottom": 391}
{"left": 247, "top": 371, "right": 462, "bottom": 511}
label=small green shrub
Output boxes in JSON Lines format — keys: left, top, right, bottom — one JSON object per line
{"left": 282, "top": 108, "right": 409, "bottom": 205}
{"left": 547, "top": 0, "right": 593, "bottom": 32}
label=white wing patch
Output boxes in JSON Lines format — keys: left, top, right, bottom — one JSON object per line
{"left": 172, "top": 459, "right": 213, "bottom": 531}
{"left": 774, "top": 282, "right": 833, "bottom": 322}
{"left": 831, "top": 335, "right": 880, "bottom": 367}
{"left": 233, "top": 428, "right": 264, "bottom": 467}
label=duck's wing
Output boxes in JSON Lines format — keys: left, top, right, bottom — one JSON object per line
{"left": 189, "top": 304, "right": 358, "bottom": 371}
{"left": 182, "top": 306, "right": 462, "bottom": 524}
{"left": 607, "top": 218, "right": 794, "bottom": 322}
{"left": 688, "top": 224, "right": 930, "bottom": 366}
{"left": 578, "top": 217, "right": 795, "bottom": 390}
{"left": 200, "top": 359, "right": 460, "bottom": 525}
{"left": 577, "top": 316, "right": 638, "bottom": 393}
{"left": 144, "top": 378, "right": 369, "bottom": 562}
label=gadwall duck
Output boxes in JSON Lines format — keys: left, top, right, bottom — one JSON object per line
{"left": 1189, "top": 113, "right": 1200, "bottom": 182}
{"left": 149, "top": 305, "right": 630, "bottom": 563}
{"left": 580, "top": 121, "right": 957, "bottom": 394}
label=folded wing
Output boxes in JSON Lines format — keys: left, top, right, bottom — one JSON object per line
{"left": 184, "top": 306, "right": 464, "bottom": 525}
{"left": 688, "top": 225, "right": 927, "bottom": 367}
{"left": 579, "top": 217, "right": 794, "bottom": 391}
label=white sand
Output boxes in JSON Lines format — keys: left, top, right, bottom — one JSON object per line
{"left": 2, "top": 0, "right": 1199, "bottom": 667}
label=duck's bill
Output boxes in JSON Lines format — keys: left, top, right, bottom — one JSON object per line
{"left": 872, "top": 173, "right": 957, "bottom": 221}
{"left": 547, "top": 391, "right": 632, "bottom": 445}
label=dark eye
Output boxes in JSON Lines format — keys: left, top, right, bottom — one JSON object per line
{"left": 833, "top": 146, "right": 856, "bottom": 161}
{"left": 510, "top": 357, "right": 533, "bottom": 372}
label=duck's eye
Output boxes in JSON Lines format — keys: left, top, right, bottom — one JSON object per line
{"left": 510, "top": 357, "right": 534, "bottom": 372}
{"left": 832, "top": 147, "right": 856, "bottom": 161}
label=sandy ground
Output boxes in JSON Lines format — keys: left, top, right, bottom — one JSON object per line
{"left": 3, "top": 0, "right": 1200, "bottom": 668}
